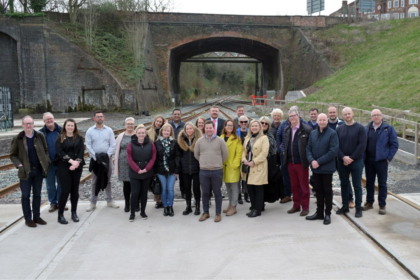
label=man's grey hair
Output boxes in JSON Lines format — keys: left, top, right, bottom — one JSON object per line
{"left": 124, "top": 117, "right": 135, "bottom": 124}
{"left": 371, "top": 109, "right": 382, "bottom": 116}
{"left": 238, "top": 115, "right": 249, "bottom": 122}
{"left": 290, "top": 105, "right": 300, "bottom": 114}
{"left": 288, "top": 108, "right": 300, "bottom": 116}
{"left": 22, "top": 115, "right": 34, "bottom": 124}
{"left": 271, "top": 108, "right": 284, "bottom": 119}
{"left": 42, "top": 112, "right": 54, "bottom": 120}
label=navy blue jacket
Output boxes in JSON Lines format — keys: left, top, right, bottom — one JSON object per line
{"left": 307, "top": 120, "right": 318, "bottom": 130}
{"left": 39, "top": 123, "right": 62, "bottom": 161}
{"left": 306, "top": 127, "right": 339, "bottom": 174}
{"left": 365, "top": 121, "right": 399, "bottom": 162}
{"left": 276, "top": 117, "right": 308, "bottom": 154}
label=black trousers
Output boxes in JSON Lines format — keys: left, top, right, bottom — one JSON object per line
{"left": 58, "top": 163, "right": 82, "bottom": 215}
{"left": 247, "top": 184, "right": 264, "bottom": 212}
{"left": 130, "top": 177, "right": 152, "bottom": 215}
{"left": 313, "top": 173, "right": 333, "bottom": 216}
{"left": 179, "top": 172, "right": 185, "bottom": 194}
{"left": 183, "top": 173, "right": 201, "bottom": 202}
{"left": 123, "top": 181, "right": 131, "bottom": 202}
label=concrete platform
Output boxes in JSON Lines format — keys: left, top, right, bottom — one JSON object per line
{"left": 0, "top": 199, "right": 411, "bottom": 279}
{"left": 0, "top": 118, "right": 90, "bottom": 137}
{"left": 0, "top": 204, "right": 23, "bottom": 230}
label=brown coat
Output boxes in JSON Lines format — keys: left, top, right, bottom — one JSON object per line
{"left": 241, "top": 134, "right": 269, "bottom": 185}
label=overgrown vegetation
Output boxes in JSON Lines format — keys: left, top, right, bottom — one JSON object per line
{"left": 304, "top": 17, "right": 420, "bottom": 113}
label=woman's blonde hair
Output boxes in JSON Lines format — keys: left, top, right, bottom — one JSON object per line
{"left": 195, "top": 116, "right": 206, "bottom": 134}
{"left": 148, "top": 115, "right": 165, "bottom": 140}
{"left": 271, "top": 108, "right": 284, "bottom": 119}
{"left": 135, "top": 124, "right": 146, "bottom": 132}
{"left": 259, "top": 116, "right": 272, "bottom": 132}
{"left": 159, "top": 123, "right": 175, "bottom": 139}
{"left": 244, "top": 120, "right": 264, "bottom": 142}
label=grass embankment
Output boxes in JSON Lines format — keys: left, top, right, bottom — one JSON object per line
{"left": 304, "top": 18, "right": 420, "bottom": 113}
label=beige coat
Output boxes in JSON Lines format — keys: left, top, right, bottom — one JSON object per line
{"left": 241, "top": 135, "right": 269, "bottom": 185}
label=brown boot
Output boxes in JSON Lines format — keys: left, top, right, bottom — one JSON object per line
{"left": 25, "top": 220, "right": 37, "bottom": 227}
{"left": 223, "top": 203, "right": 231, "bottom": 213}
{"left": 280, "top": 196, "right": 292, "bottom": 204}
{"left": 362, "top": 202, "right": 373, "bottom": 211}
{"left": 199, "top": 213, "right": 210, "bottom": 222}
{"left": 379, "top": 206, "right": 386, "bottom": 215}
{"left": 349, "top": 201, "right": 355, "bottom": 209}
{"left": 287, "top": 207, "right": 300, "bottom": 214}
{"left": 214, "top": 213, "right": 222, "bottom": 222}
{"left": 226, "top": 205, "right": 237, "bottom": 216}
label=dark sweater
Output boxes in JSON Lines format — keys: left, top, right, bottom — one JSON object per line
{"left": 366, "top": 125, "right": 380, "bottom": 161}
{"left": 336, "top": 122, "right": 367, "bottom": 160}
{"left": 26, "top": 136, "right": 41, "bottom": 168}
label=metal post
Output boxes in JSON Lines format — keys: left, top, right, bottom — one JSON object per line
{"left": 415, "top": 123, "right": 419, "bottom": 163}
{"left": 403, "top": 115, "right": 407, "bottom": 139}
{"left": 359, "top": 110, "right": 362, "bottom": 123}
{"left": 255, "top": 63, "right": 259, "bottom": 94}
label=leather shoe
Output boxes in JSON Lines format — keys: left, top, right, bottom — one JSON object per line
{"left": 25, "top": 220, "right": 37, "bottom": 227}
{"left": 155, "top": 202, "right": 163, "bottom": 209}
{"left": 35, "top": 218, "right": 47, "bottom": 225}
{"left": 355, "top": 207, "right": 363, "bottom": 218}
{"left": 300, "top": 210, "right": 309, "bottom": 216}
{"left": 336, "top": 206, "right": 349, "bottom": 215}
{"left": 244, "top": 193, "right": 251, "bottom": 203}
{"left": 280, "top": 196, "right": 292, "bottom": 204}
{"left": 58, "top": 215, "right": 68, "bottom": 224}
{"left": 238, "top": 194, "right": 243, "bottom": 205}
{"left": 287, "top": 207, "right": 300, "bottom": 214}
{"left": 71, "top": 212, "right": 79, "bottom": 222}
{"left": 306, "top": 212, "right": 324, "bottom": 220}
{"left": 64, "top": 206, "right": 69, "bottom": 211}
{"left": 324, "top": 215, "right": 331, "bottom": 225}
{"left": 163, "top": 207, "right": 169, "bottom": 217}
{"left": 248, "top": 209, "right": 261, "bottom": 218}
{"left": 48, "top": 204, "right": 57, "bottom": 212}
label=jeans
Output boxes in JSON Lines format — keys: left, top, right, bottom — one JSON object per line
{"left": 288, "top": 163, "right": 310, "bottom": 211}
{"left": 365, "top": 159, "right": 388, "bottom": 206}
{"left": 199, "top": 169, "right": 223, "bottom": 214}
{"left": 46, "top": 164, "right": 61, "bottom": 205}
{"left": 157, "top": 174, "right": 176, "bottom": 207}
{"left": 336, "top": 158, "right": 354, "bottom": 202}
{"left": 20, "top": 168, "right": 44, "bottom": 221}
{"left": 313, "top": 173, "right": 333, "bottom": 216}
{"left": 338, "top": 159, "right": 364, "bottom": 209}
{"left": 280, "top": 155, "right": 291, "bottom": 197}
{"left": 225, "top": 182, "right": 240, "bottom": 207}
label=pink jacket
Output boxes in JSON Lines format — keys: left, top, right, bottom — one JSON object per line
{"left": 114, "top": 132, "right": 133, "bottom": 176}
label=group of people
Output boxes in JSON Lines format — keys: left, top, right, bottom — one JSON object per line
{"left": 10, "top": 103, "right": 398, "bottom": 227}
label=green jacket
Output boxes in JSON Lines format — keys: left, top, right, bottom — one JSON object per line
{"left": 10, "top": 130, "right": 50, "bottom": 180}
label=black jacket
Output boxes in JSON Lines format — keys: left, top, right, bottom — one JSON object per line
{"left": 89, "top": 153, "right": 109, "bottom": 196}
{"left": 283, "top": 121, "right": 313, "bottom": 170}
{"left": 154, "top": 138, "right": 180, "bottom": 176}
{"left": 206, "top": 118, "right": 226, "bottom": 136}
{"left": 169, "top": 120, "right": 185, "bottom": 139}
{"left": 176, "top": 129, "right": 202, "bottom": 174}
{"left": 54, "top": 135, "right": 86, "bottom": 169}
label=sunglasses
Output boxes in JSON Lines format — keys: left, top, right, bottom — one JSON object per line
{"left": 261, "top": 122, "right": 268, "bottom": 125}
{"left": 240, "top": 121, "right": 248, "bottom": 124}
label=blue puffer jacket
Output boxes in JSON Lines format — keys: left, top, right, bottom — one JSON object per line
{"left": 306, "top": 127, "right": 339, "bottom": 174}
{"left": 365, "top": 121, "right": 399, "bottom": 162}
{"left": 276, "top": 117, "right": 308, "bottom": 154}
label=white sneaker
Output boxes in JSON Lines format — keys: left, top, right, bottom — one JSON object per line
{"left": 107, "top": 201, "right": 120, "bottom": 208}
{"left": 86, "top": 204, "right": 96, "bottom": 212}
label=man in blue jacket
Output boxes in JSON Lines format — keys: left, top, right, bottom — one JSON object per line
{"left": 363, "top": 109, "right": 399, "bottom": 215}
{"left": 305, "top": 113, "right": 339, "bottom": 225}
{"left": 39, "top": 112, "right": 64, "bottom": 213}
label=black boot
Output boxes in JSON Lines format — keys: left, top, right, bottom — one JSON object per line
{"left": 248, "top": 209, "right": 261, "bottom": 218}
{"left": 71, "top": 212, "right": 79, "bottom": 222}
{"left": 58, "top": 214, "right": 68, "bottom": 224}
{"left": 194, "top": 203, "right": 201, "bottom": 216}
{"left": 244, "top": 193, "right": 250, "bottom": 203}
{"left": 324, "top": 215, "right": 331, "bottom": 225}
{"left": 336, "top": 206, "right": 350, "bottom": 215}
{"left": 183, "top": 200, "right": 192, "bottom": 215}
{"left": 306, "top": 212, "right": 324, "bottom": 221}
{"left": 238, "top": 193, "right": 243, "bottom": 205}
{"left": 169, "top": 206, "right": 174, "bottom": 217}
{"left": 163, "top": 207, "right": 169, "bottom": 216}
{"left": 355, "top": 207, "right": 363, "bottom": 218}
{"left": 124, "top": 201, "right": 130, "bottom": 213}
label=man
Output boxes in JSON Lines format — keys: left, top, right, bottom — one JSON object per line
{"left": 283, "top": 109, "right": 313, "bottom": 216}
{"left": 39, "top": 112, "right": 65, "bottom": 212}
{"left": 194, "top": 120, "right": 228, "bottom": 223}
{"left": 207, "top": 106, "right": 226, "bottom": 136}
{"left": 85, "top": 111, "right": 118, "bottom": 211}
{"left": 237, "top": 115, "right": 250, "bottom": 204}
{"left": 328, "top": 105, "right": 355, "bottom": 208}
{"left": 305, "top": 114, "right": 339, "bottom": 225}
{"left": 363, "top": 109, "right": 399, "bottom": 215}
{"left": 233, "top": 105, "right": 245, "bottom": 129}
{"left": 336, "top": 107, "right": 367, "bottom": 218}
{"left": 10, "top": 116, "right": 50, "bottom": 227}
{"left": 276, "top": 106, "right": 308, "bottom": 204}
{"left": 169, "top": 108, "right": 185, "bottom": 139}
{"left": 307, "top": 107, "right": 319, "bottom": 130}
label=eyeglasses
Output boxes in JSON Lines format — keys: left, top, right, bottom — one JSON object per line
{"left": 240, "top": 121, "right": 248, "bottom": 124}
{"left": 126, "top": 123, "right": 135, "bottom": 126}
{"left": 226, "top": 125, "right": 233, "bottom": 127}
{"left": 289, "top": 114, "right": 298, "bottom": 118}
{"left": 44, "top": 118, "right": 54, "bottom": 122}
{"left": 372, "top": 114, "right": 382, "bottom": 117}
{"left": 23, "top": 123, "right": 34, "bottom": 126}
{"left": 261, "top": 122, "right": 268, "bottom": 125}
{"left": 95, "top": 116, "right": 104, "bottom": 118}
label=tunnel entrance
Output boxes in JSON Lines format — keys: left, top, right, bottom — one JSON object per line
{"left": 0, "top": 32, "right": 19, "bottom": 110}
{"left": 169, "top": 37, "right": 282, "bottom": 105}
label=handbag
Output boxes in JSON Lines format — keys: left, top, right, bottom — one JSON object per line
{"left": 242, "top": 135, "right": 259, "bottom": 174}
{"left": 150, "top": 175, "right": 162, "bottom": 195}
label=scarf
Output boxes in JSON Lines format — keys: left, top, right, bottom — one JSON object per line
{"left": 160, "top": 136, "right": 173, "bottom": 172}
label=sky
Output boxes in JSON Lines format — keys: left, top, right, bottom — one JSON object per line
{"left": 172, "top": 0, "right": 347, "bottom": 16}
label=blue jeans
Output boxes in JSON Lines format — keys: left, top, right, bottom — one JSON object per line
{"left": 20, "top": 168, "right": 44, "bottom": 221}
{"left": 365, "top": 159, "right": 388, "bottom": 206}
{"left": 338, "top": 159, "right": 364, "bottom": 209}
{"left": 157, "top": 174, "right": 176, "bottom": 207}
{"left": 280, "top": 155, "right": 291, "bottom": 197}
{"left": 46, "top": 164, "right": 61, "bottom": 205}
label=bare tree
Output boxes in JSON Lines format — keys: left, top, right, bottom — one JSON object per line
{"left": 145, "top": 0, "right": 174, "bottom": 12}
{"left": 124, "top": 11, "right": 147, "bottom": 68}
{"left": 83, "top": 0, "right": 97, "bottom": 52}
{"left": 57, "top": 0, "right": 86, "bottom": 23}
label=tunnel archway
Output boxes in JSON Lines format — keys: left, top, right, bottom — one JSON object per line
{"left": 168, "top": 37, "right": 283, "bottom": 104}
{"left": 0, "top": 32, "right": 20, "bottom": 109}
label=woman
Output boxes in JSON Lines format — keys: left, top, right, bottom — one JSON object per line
{"left": 237, "top": 115, "right": 250, "bottom": 203}
{"left": 155, "top": 124, "right": 180, "bottom": 217}
{"left": 195, "top": 117, "right": 206, "bottom": 134}
{"left": 148, "top": 115, "right": 166, "bottom": 209}
{"left": 177, "top": 122, "right": 202, "bottom": 216}
{"left": 55, "top": 119, "right": 85, "bottom": 224}
{"left": 260, "top": 116, "right": 284, "bottom": 204}
{"left": 270, "top": 108, "right": 283, "bottom": 136}
{"left": 127, "top": 124, "right": 157, "bottom": 222}
{"left": 221, "top": 120, "right": 242, "bottom": 216}
{"left": 241, "top": 120, "right": 269, "bottom": 218}
{"left": 114, "top": 117, "right": 136, "bottom": 213}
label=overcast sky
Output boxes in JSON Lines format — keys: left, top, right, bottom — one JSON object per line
{"left": 173, "top": 0, "right": 348, "bottom": 16}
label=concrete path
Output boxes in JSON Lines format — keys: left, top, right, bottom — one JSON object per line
{"left": 0, "top": 199, "right": 411, "bottom": 279}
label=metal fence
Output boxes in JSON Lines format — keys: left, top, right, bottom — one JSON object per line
{"left": 0, "top": 87, "right": 14, "bottom": 131}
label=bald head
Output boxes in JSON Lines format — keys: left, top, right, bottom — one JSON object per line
{"left": 318, "top": 113, "right": 328, "bottom": 130}
{"left": 328, "top": 106, "right": 338, "bottom": 121}
{"left": 371, "top": 109, "right": 383, "bottom": 126}
{"left": 342, "top": 107, "right": 354, "bottom": 124}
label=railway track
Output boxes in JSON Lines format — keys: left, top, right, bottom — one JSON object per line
{"left": 0, "top": 97, "right": 232, "bottom": 198}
